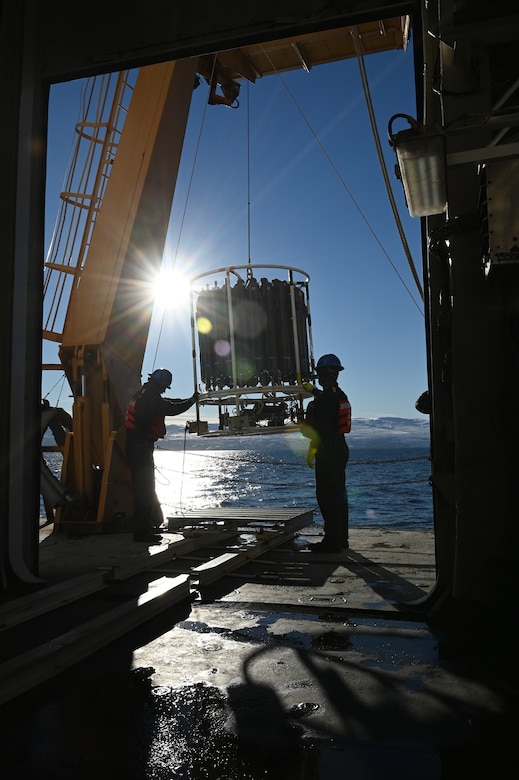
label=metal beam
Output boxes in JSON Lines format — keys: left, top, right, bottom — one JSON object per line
{"left": 38, "top": 1, "right": 414, "bottom": 83}
{"left": 447, "top": 141, "right": 519, "bottom": 166}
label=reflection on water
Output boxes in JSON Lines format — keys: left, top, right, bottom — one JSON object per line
{"left": 154, "top": 449, "right": 263, "bottom": 515}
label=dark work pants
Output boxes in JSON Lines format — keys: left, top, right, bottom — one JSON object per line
{"left": 315, "top": 440, "right": 349, "bottom": 547}
{"left": 126, "top": 437, "right": 163, "bottom": 534}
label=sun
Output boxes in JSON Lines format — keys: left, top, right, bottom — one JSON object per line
{"left": 152, "top": 267, "right": 192, "bottom": 310}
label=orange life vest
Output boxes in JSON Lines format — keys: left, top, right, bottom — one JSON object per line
{"left": 303, "top": 392, "right": 351, "bottom": 436}
{"left": 124, "top": 398, "right": 137, "bottom": 430}
{"left": 125, "top": 396, "right": 166, "bottom": 441}
{"left": 338, "top": 397, "right": 351, "bottom": 434}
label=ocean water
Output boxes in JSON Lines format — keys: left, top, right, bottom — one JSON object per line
{"left": 42, "top": 430, "right": 433, "bottom": 530}
{"left": 153, "top": 430, "right": 433, "bottom": 530}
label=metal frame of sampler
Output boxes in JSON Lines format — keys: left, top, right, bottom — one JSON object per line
{"left": 189, "top": 264, "right": 315, "bottom": 435}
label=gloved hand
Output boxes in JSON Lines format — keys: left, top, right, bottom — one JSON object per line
{"left": 306, "top": 444, "right": 317, "bottom": 469}
{"left": 302, "top": 382, "right": 314, "bottom": 393}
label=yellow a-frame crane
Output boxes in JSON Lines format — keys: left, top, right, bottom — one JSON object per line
{"left": 44, "top": 60, "right": 199, "bottom": 532}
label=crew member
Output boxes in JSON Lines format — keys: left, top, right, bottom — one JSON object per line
{"left": 302, "top": 354, "right": 351, "bottom": 553}
{"left": 125, "top": 369, "right": 198, "bottom": 544}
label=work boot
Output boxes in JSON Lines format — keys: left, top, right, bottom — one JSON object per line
{"left": 133, "top": 531, "right": 163, "bottom": 544}
{"left": 309, "top": 540, "right": 342, "bottom": 554}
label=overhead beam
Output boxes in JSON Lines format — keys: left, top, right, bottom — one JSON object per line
{"left": 39, "top": 0, "right": 415, "bottom": 83}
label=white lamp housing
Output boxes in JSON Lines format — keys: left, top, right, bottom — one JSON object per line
{"left": 388, "top": 114, "right": 447, "bottom": 218}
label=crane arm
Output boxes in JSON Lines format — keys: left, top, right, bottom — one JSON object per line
{"left": 55, "top": 58, "right": 198, "bottom": 529}
{"left": 60, "top": 58, "right": 198, "bottom": 423}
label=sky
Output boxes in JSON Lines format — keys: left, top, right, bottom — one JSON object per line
{"left": 44, "top": 40, "right": 427, "bottom": 421}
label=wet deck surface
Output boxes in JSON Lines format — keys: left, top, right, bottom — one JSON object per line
{"left": 0, "top": 519, "right": 516, "bottom": 778}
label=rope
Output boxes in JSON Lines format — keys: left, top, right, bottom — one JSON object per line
{"left": 149, "top": 56, "right": 218, "bottom": 370}
{"left": 259, "top": 45, "right": 424, "bottom": 317}
{"left": 177, "top": 422, "right": 190, "bottom": 511}
{"left": 351, "top": 27, "right": 424, "bottom": 302}
{"left": 151, "top": 447, "right": 431, "bottom": 510}
{"left": 153, "top": 459, "right": 429, "bottom": 492}
{"left": 154, "top": 445, "right": 429, "bottom": 469}
{"left": 247, "top": 80, "right": 252, "bottom": 266}
{"left": 42, "top": 373, "right": 68, "bottom": 408}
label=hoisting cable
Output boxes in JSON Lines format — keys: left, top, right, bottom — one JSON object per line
{"left": 247, "top": 79, "right": 252, "bottom": 270}
{"left": 43, "top": 373, "right": 69, "bottom": 409}
{"left": 351, "top": 27, "right": 424, "bottom": 302}
{"left": 260, "top": 45, "right": 424, "bottom": 317}
{"left": 149, "top": 55, "right": 218, "bottom": 370}
{"left": 177, "top": 422, "right": 190, "bottom": 512}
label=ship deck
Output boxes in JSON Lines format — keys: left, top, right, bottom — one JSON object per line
{"left": 0, "top": 510, "right": 515, "bottom": 779}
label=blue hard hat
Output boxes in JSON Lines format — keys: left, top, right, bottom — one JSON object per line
{"left": 316, "top": 354, "right": 344, "bottom": 371}
{"left": 148, "top": 368, "right": 172, "bottom": 389}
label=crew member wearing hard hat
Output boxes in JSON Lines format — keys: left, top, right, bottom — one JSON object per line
{"left": 302, "top": 354, "right": 351, "bottom": 553}
{"left": 125, "top": 369, "right": 198, "bottom": 544}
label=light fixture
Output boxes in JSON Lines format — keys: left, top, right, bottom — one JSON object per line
{"left": 388, "top": 114, "right": 447, "bottom": 218}
{"left": 208, "top": 76, "right": 241, "bottom": 108}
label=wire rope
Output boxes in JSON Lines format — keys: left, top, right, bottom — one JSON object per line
{"left": 260, "top": 46, "right": 424, "bottom": 317}
{"left": 177, "top": 422, "right": 190, "bottom": 511}
{"left": 155, "top": 445, "right": 429, "bottom": 469}
{"left": 42, "top": 373, "right": 68, "bottom": 407}
{"left": 149, "top": 56, "right": 218, "bottom": 370}
{"left": 351, "top": 27, "right": 424, "bottom": 302}
{"left": 152, "top": 450, "right": 431, "bottom": 496}
{"left": 247, "top": 80, "right": 252, "bottom": 267}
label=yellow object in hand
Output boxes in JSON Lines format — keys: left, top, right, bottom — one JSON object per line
{"left": 306, "top": 444, "right": 317, "bottom": 469}
{"left": 302, "top": 382, "right": 314, "bottom": 393}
